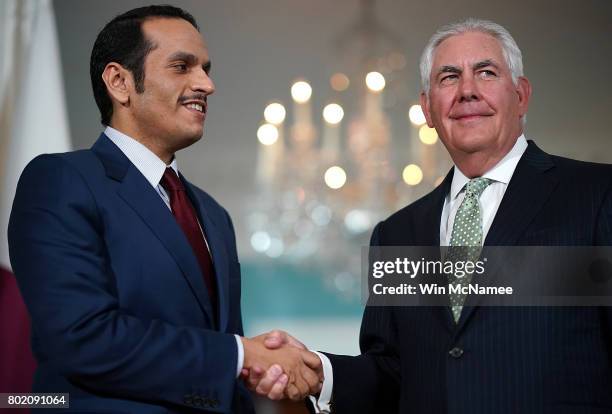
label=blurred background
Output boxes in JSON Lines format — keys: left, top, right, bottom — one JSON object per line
{"left": 1, "top": 0, "right": 611, "bottom": 411}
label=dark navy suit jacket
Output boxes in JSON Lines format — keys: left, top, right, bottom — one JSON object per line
{"left": 327, "top": 142, "right": 612, "bottom": 413}
{"left": 8, "top": 134, "right": 254, "bottom": 413}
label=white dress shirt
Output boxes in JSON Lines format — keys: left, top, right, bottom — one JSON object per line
{"left": 312, "top": 135, "right": 529, "bottom": 413}
{"left": 104, "top": 126, "right": 244, "bottom": 378}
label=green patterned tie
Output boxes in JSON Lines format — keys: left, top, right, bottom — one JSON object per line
{"left": 448, "top": 177, "right": 492, "bottom": 322}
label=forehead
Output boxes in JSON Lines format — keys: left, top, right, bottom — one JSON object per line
{"left": 141, "top": 17, "right": 208, "bottom": 58}
{"left": 432, "top": 31, "right": 505, "bottom": 68}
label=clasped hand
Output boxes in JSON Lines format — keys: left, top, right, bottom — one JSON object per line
{"left": 240, "top": 331, "right": 322, "bottom": 401}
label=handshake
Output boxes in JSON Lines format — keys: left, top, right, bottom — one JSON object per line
{"left": 240, "top": 331, "right": 322, "bottom": 401}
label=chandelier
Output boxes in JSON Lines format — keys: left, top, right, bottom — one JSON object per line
{"left": 247, "top": 0, "right": 450, "bottom": 299}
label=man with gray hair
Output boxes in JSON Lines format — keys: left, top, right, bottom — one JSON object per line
{"left": 246, "top": 18, "right": 612, "bottom": 413}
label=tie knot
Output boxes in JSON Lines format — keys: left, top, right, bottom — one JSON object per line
{"left": 464, "top": 177, "right": 492, "bottom": 198}
{"left": 161, "top": 167, "right": 184, "bottom": 192}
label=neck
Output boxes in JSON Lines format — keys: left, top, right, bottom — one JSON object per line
{"left": 109, "top": 119, "right": 174, "bottom": 164}
{"left": 451, "top": 134, "right": 521, "bottom": 178}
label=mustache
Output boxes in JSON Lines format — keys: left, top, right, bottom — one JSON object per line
{"left": 178, "top": 94, "right": 208, "bottom": 104}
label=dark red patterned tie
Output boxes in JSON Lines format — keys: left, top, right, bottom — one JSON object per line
{"left": 161, "top": 168, "right": 218, "bottom": 322}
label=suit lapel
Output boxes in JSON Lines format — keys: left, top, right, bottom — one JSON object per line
{"left": 417, "top": 169, "right": 456, "bottom": 331}
{"left": 182, "top": 176, "right": 231, "bottom": 333}
{"left": 484, "top": 141, "right": 558, "bottom": 246}
{"left": 91, "top": 135, "right": 216, "bottom": 326}
{"left": 455, "top": 141, "right": 558, "bottom": 332}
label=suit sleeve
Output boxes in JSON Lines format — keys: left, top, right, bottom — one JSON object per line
{"left": 8, "top": 155, "right": 239, "bottom": 412}
{"left": 324, "top": 221, "right": 401, "bottom": 413}
{"left": 594, "top": 175, "right": 612, "bottom": 353}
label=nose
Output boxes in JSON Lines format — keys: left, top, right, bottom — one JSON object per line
{"left": 457, "top": 73, "right": 479, "bottom": 102}
{"left": 192, "top": 68, "right": 215, "bottom": 96}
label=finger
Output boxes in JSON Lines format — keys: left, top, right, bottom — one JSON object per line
{"left": 289, "top": 373, "right": 310, "bottom": 401}
{"left": 302, "top": 351, "right": 322, "bottom": 371}
{"left": 301, "top": 365, "right": 322, "bottom": 395}
{"left": 285, "top": 382, "right": 301, "bottom": 401}
{"left": 267, "top": 373, "right": 288, "bottom": 400}
{"left": 263, "top": 330, "right": 287, "bottom": 349}
{"left": 240, "top": 368, "right": 249, "bottom": 379}
{"left": 255, "top": 364, "right": 284, "bottom": 395}
{"left": 246, "top": 365, "right": 264, "bottom": 389}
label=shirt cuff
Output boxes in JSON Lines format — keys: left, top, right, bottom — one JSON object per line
{"left": 309, "top": 351, "right": 333, "bottom": 413}
{"left": 234, "top": 335, "right": 244, "bottom": 378}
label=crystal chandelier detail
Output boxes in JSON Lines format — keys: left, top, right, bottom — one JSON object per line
{"left": 248, "top": 0, "right": 450, "bottom": 298}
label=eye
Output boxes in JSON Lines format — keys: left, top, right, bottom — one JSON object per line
{"left": 478, "top": 69, "right": 496, "bottom": 79}
{"left": 174, "top": 63, "right": 188, "bottom": 72}
{"left": 440, "top": 74, "right": 458, "bottom": 85}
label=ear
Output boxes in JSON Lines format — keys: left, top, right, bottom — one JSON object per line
{"left": 419, "top": 91, "right": 435, "bottom": 128}
{"left": 101, "top": 62, "right": 133, "bottom": 106}
{"left": 516, "top": 76, "right": 532, "bottom": 118}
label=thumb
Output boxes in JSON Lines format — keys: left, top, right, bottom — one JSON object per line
{"left": 264, "top": 330, "right": 307, "bottom": 350}
{"left": 263, "top": 330, "right": 289, "bottom": 349}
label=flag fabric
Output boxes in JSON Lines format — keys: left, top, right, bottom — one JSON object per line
{"left": 0, "top": 0, "right": 71, "bottom": 393}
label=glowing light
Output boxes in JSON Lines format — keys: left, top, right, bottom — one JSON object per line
{"left": 322, "top": 103, "right": 344, "bottom": 124}
{"left": 250, "top": 231, "right": 271, "bottom": 253}
{"left": 257, "top": 123, "right": 279, "bottom": 145}
{"left": 311, "top": 205, "right": 332, "bottom": 226}
{"left": 344, "top": 209, "right": 371, "bottom": 234}
{"left": 408, "top": 104, "right": 426, "bottom": 126}
{"left": 330, "top": 73, "right": 350, "bottom": 91}
{"left": 402, "top": 164, "right": 423, "bottom": 186}
{"left": 418, "top": 125, "right": 438, "bottom": 145}
{"left": 324, "top": 166, "right": 347, "bottom": 189}
{"left": 291, "top": 81, "right": 312, "bottom": 103}
{"left": 365, "top": 71, "right": 385, "bottom": 92}
{"left": 264, "top": 102, "right": 286, "bottom": 125}
{"left": 265, "top": 238, "right": 284, "bottom": 258}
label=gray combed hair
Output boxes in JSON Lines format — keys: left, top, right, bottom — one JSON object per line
{"left": 419, "top": 18, "right": 524, "bottom": 94}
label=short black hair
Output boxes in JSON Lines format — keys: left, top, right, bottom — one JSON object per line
{"left": 90, "top": 5, "right": 199, "bottom": 125}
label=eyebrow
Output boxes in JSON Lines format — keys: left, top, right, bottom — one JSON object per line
{"left": 167, "top": 51, "right": 211, "bottom": 72}
{"left": 473, "top": 59, "right": 498, "bottom": 70}
{"left": 437, "top": 59, "right": 499, "bottom": 77}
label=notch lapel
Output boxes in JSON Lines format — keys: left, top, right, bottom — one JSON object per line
{"left": 91, "top": 135, "right": 216, "bottom": 326}
{"left": 455, "top": 141, "right": 558, "bottom": 333}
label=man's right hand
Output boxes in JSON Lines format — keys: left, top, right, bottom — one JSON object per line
{"left": 240, "top": 332, "right": 322, "bottom": 401}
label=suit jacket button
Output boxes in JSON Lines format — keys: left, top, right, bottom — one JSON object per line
{"left": 449, "top": 347, "right": 464, "bottom": 358}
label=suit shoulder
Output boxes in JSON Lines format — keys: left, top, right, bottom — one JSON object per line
{"left": 549, "top": 154, "right": 612, "bottom": 191}
{"left": 551, "top": 154, "right": 612, "bottom": 178}
{"left": 23, "top": 149, "right": 99, "bottom": 178}
{"left": 16, "top": 150, "right": 104, "bottom": 213}
{"left": 382, "top": 187, "right": 442, "bottom": 228}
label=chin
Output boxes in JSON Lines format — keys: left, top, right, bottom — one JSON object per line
{"left": 448, "top": 130, "right": 495, "bottom": 153}
{"left": 185, "top": 126, "right": 204, "bottom": 141}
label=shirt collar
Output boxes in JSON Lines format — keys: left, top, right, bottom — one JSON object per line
{"left": 450, "top": 134, "right": 528, "bottom": 200}
{"left": 104, "top": 126, "right": 178, "bottom": 188}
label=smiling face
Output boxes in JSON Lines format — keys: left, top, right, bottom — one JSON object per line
{"left": 420, "top": 31, "right": 531, "bottom": 176}
{"left": 114, "top": 17, "right": 215, "bottom": 161}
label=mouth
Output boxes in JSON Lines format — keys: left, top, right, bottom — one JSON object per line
{"left": 182, "top": 101, "right": 207, "bottom": 118}
{"left": 451, "top": 113, "right": 493, "bottom": 123}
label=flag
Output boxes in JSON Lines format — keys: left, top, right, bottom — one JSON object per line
{"left": 0, "top": 0, "right": 71, "bottom": 393}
